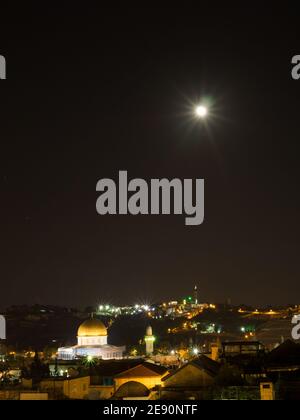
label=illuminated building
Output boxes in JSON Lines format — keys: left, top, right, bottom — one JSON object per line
{"left": 144, "top": 325, "right": 155, "bottom": 355}
{"left": 57, "top": 318, "right": 125, "bottom": 361}
{"left": 114, "top": 363, "right": 169, "bottom": 397}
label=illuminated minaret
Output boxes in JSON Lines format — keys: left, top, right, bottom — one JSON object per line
{"left": 194, "top": 285, "right": 198, "bottom": 304}
{"left": 145, "top": 325, "right": 155, "bottom": 355}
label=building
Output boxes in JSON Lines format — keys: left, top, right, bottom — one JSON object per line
{"left": 221, "top": 341, "right": 264, "bottom": 358}
{"left": 89, "top": 360, "right": 168, "bottom": 400}
{"left": 260, "top": 382, "right": 275, "bottom": 400}
{"left": 39, "top": 376, "right": 90, "bottom": 400}
{"left": 57, "top": 318, "right": 125, "bottom": 361}
{"left": 113, "top": 362, "right": 168, "bottom": 396}
{"left": 161, "top": 355, "right": 221, "bottom": 399}
{"left": 89, "top": 359, "right": 144, "bottom": 399}
{"left": 265, "top": 340, "right": 300, "bottom": 373}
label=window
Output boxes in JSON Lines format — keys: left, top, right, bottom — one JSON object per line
{"left": 103, "top": 377, "right": 113, "bottom": 386}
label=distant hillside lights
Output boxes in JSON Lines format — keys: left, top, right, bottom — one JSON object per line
{"left": 0, "top": 55, "right": 6, "bottom": 79}
{"left": 96, "top": 171, "right": 204, "bottom": 226}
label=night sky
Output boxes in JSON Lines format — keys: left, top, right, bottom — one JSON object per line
{"left": 0, "top": 5, "right": 299, "bottom": 308}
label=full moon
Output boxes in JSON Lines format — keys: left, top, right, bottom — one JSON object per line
{"left": 195, "top": 105, "right": 208, "bottom": 118}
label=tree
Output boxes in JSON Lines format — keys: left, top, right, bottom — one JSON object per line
{"left": 29, "top": 351, "right": 50, "bottom": 384}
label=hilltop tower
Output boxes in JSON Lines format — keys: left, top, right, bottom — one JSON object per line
{"left": 194, "top": 285, "right": 198, "bottom": 305}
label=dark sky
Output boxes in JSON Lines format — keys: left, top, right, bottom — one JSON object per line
{"left": 0, "top": 5, "right": 299, "bottom": 308}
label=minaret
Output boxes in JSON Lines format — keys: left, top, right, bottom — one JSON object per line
{"left": 194, "top": 285, "right": 198, "bottom": 305}
{"left": 145, "top": 325, "right": 155, "bottom": 355}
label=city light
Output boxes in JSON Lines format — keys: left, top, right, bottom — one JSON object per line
{"left": 195, "top": 105, "right": 208, "bottom": 118}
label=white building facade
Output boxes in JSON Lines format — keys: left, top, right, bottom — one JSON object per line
{"left": 58, "top": 318, "right": 125, "bottom": 361}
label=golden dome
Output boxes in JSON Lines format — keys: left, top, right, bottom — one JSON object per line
{"left": 77, "top": 318, "right": 107, "bottom": 337}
